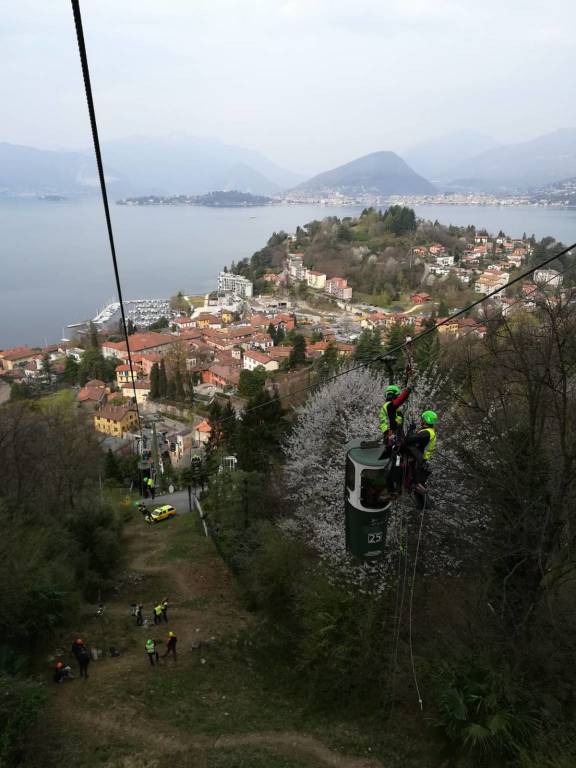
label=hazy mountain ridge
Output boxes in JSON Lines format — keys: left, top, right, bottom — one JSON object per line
{"left": 0, "top": 136, "right": 302, "bottom": 197}
{"left": 445, "top": 128, "right": 576, "bottom": 190}
{"left": 294, "top": 151, "right": 436, "bottom": 195}
{"left": 402, "top": 130, "right": 502, "bottom": 181}
{"left": 0, "top": 142, "right": 107, "bottom": 194}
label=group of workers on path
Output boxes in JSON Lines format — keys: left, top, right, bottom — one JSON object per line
{"left": 134, "top": 596, "right": 178, "bottom": 668}
{"left": 378, "top": 382, "right": 438, "bottom": 494}
{"left": 145, "top": 631, "right": 178, "bottom": 666}
{"left": 133, "top": 598, "right": 169, "bottom": 626}
{"left": 53, "top": 595, "right": 179, "bottom": 682}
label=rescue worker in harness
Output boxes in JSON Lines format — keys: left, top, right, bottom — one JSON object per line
{"left": 379, "top": 383, "right": 411, "bottom": 494}
{"left": 379, "top": 384, "right": 411, "bottom": 446}
{"left": 404, "top": 410, "right": 438, "bottom": 493}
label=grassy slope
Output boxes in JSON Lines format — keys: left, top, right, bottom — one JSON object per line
{"left": 25, "top": 499, "right": 435, "bottom": 768}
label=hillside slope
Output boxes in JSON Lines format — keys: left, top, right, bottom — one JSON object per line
{"left": 295, "top": 151, "right": 435, "bottom": 196}
{"left": 446, "top": 128, "right": 576, "bottom": 189}
{"left": 402, "top": 130, "right": 501, "bottom": 181}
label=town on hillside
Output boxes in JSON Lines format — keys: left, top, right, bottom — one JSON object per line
{"left": 0, "top": 210, "right": 568, "bottom": 484}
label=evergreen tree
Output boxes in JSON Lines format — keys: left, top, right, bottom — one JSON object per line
{"left": 288, "top": 334, "right": 307, "bottom": 368}
{"left": 383, "top": 321, "right": 411, "bottom": 376}
{"left": 353, "top": 329, "right": 371, "bottom": 362}
{"left": 354, "top": 328, "right": 382, "bottom": 364}
{"left": 267, "top": 323, "right": 277, "bottom": 345}
{"left": 159, "top": 360, "right": 168, "bottom": 398}
{"left": 63, "top": 356, "right": 79, "bottom": 385}
{"left": 104, "top": 448, "right": 121, "bottom": 482}
{"left": 150, "top": 362, "right": 160, "bottom": 399}
{"left": 316, "top": 342, "right": 339, "bottom": 381}
{"left": 275, "top": 325, "right": 285, "bottom": 344}
{"left": 184, "top": 372, "right": 195, "bottom": 404}
{"left": 206, "top": 400, "right": 223, "bottom": 460}
{"left": 41, "top": 353, "right": 52, "bottom": 381}
{"left": 437, "top": 299, "right": 450, "bottom": 317}
{"left": 127, "top": 319, "right": 137, "bottom": 335}
{"left": 413, "top": 318, "right": 440, "bottom": 371}
{"left": 236, "top": 391, "right": 285, "bottom": 474}
{"left": 78, "top": 348, "right": 117, "bottom": 385}
{"left": 166, "top": 376, "right": 175, "bottom": 400}
{"left": 220, "top": 399, "right": 238, "bottom": 454}
{"left": 88, "top": 321, "right": 99, "bottom": 350}
{"left": 238, "top": 368, "right": 267, "bottom": 398}
{"left": 174, "top": 367, "right": 184, "bottom": 400}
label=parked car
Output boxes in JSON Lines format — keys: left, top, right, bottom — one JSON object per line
{"left": 145, "top": 504, "right": 176, "bottom": 524}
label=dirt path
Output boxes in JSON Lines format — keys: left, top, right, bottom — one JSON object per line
{"left": 44, "top": 515, "right": 383, "bottom": 768}
{"left": 75, "top": 710, "right": 382, "bottom": 768}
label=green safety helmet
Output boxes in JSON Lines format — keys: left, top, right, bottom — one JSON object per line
{"left": 385, "top": 384, "right": 401, "bottom": 396}
{"left": 421, "top": 410, "right": 438, "bottom": 425}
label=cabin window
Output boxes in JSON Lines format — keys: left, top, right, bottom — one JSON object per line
{"left": 345, "top": 457, "right": 356, "bottom": 491}
{"left": 360, "top": 468, "right": 388, "bottom": 509}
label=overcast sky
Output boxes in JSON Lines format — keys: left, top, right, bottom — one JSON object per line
{"left": 2, "top": 0, "right": 575, "bottom": 175}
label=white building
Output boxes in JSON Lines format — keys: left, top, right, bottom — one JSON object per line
{"left": 436, "top": 254, "right": 455, "bottom": 268}
{"left": 243, "top": 350, "right": 279, "bottom": 372}
{"left": 287, "top": 254, "right": 306, "bottom": 282}
{"left": 534, "top": 269, "right": 562, "bottom": 288}
{"left": 474, "top": 270, "right": 510, "bottom": 295}
{"left": 325, "top": 276, "right": 353, "bottom": 300}
{"left": 218, "top": 271, "right": 253, "bottom": 298}
{"left": 305, "top": 270, "right": 327, "bottom": 290}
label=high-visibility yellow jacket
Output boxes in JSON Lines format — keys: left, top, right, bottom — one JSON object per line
{"left": 419, "top": 427, "right": 437, "bottom": 460}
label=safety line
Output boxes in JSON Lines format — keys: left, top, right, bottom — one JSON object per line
{"left": 408, "top": 495, "right": 427, "bottom": 710}
{"left": 70, "top": 0, "right": 143, "bottom": 438}
{"left": 435, "top": 256, "right": 576, "bottom": 362}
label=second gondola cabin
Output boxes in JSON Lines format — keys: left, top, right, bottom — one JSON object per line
{"left": 345, "top": 438, "right": 393, "bottom": 560}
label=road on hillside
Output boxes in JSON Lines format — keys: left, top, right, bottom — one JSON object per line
{"left": 139, "top": 489, "right": 196, "bottom": 514}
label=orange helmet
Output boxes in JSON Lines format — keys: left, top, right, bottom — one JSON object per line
{"left": 75, "top": 638, "right": 83, "bottom": 645}
{"left": 56, "top": 661, "right": 63, "bottom": 669}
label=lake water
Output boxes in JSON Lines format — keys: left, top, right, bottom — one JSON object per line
{"left": 1, "top": 198, "right": 575, "bottom": 348}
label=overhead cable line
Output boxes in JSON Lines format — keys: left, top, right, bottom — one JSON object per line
{"left": 217, "top": 240, "right": 576, "bottom": 425}
{"left": 70, "top": 0, "right": 143, "bottom": 437}
{"left": 436, "top": 255, "right": 576, "bottom": 361}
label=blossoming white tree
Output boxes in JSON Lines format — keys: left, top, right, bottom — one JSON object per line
{"left": 283, "top": 366, "right": 485, "bottom": 588}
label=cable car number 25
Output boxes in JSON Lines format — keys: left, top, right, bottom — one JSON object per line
{"left": 367, "top": 532, "right": 383, "bottom": 544}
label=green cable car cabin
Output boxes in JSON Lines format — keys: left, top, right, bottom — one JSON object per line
{"left": 344, "top": 438, "right": 393, "bottom": 560}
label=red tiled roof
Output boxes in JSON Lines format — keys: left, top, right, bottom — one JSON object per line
{"left": 103, "top": 332, "right": 174, "bottom": 353}
{"left": 1, "top": 346, "right": 37, "bottom": 361}
{"left": 244, "top": 350, "right": 273, "bottom": 365}
{"left": 95, "top": 404, "right": 136, "bottom": 422}
{"left": 78, "top": 386, "right": 106, "bottom": 402}
{"left": 120, "top": 380, "right": 151, "bottom": 390}
{"left": 268, "top": 346, "right": 291, "bottom": 358}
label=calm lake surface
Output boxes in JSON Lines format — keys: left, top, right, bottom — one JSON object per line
{"left": 1, "top": 198, "right": 575, "bottom": 347}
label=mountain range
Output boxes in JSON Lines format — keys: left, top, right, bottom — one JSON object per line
{"left": 402, "top": 130, "right": 502, "bottom": 181}
{"left": 2, "top": 128, "right": 576, "bottom": 197}
{"left": 443, "top": 128, "right": 576, "bottom": 190}
{"left": 0, "top": 136, "right": 302, "bottom": 197}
